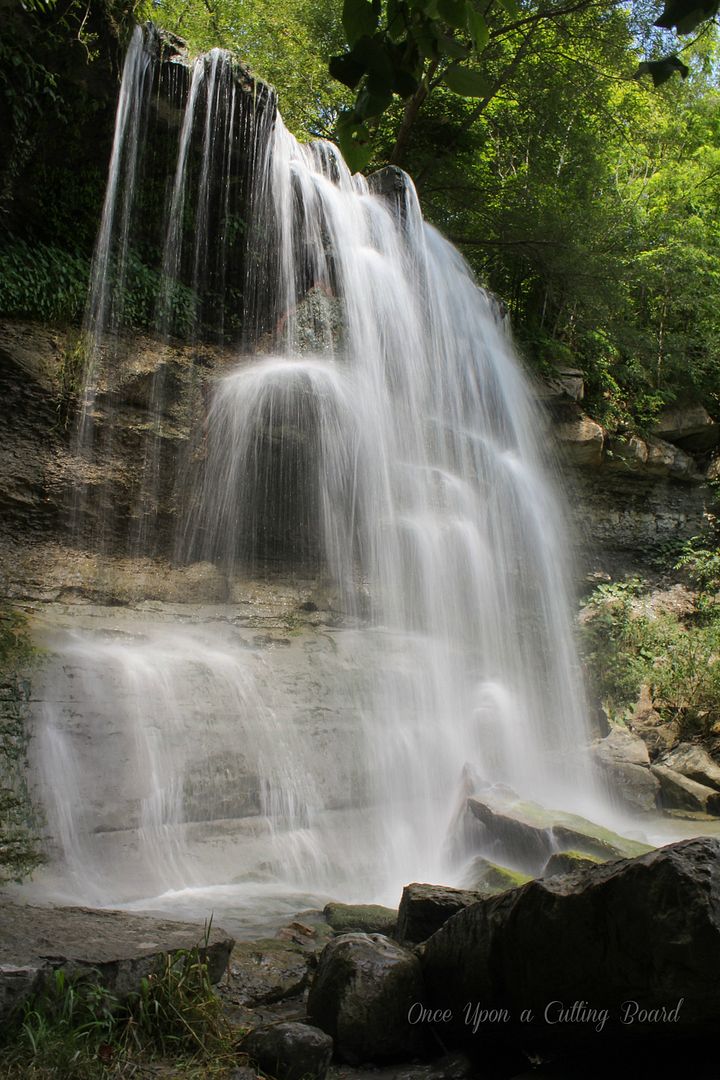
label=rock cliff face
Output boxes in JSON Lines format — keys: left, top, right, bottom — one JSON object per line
{"left": 0, "top": 320, "right": 243, "bottom": 600}
{"left": 539, "top": 367, "right": 712, "bottom": 575}
{"left": 1, "top": 324, "right": 714, "bottom": 598}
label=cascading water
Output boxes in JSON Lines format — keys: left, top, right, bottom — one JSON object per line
{"left": 28, "top": 25, "right": 606, "bottom": 927}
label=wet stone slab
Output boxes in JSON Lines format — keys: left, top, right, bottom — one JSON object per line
{"left": 0, "top": 899, "right": 233, "bottom": 1023}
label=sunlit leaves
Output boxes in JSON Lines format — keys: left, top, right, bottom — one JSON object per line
{"left": 330, "top": 0, "right": 499, "bottom": 167}
{"left": 465, "top": 4, "right": 489, "bottom": 52}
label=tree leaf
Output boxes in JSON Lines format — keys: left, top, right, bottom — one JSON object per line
{"left": 655, "top": 0, "right": 719, "bottom": 35}
{"left": 353, "top": 35, "right": 397, "bottom": 95}
{"left": 443, "top": 62, "right": 490, "bottom": 96}
{"left": 329, "top": 51, "right": 367, "bottom": 89}
{"left": 342, "top": 0, "right": 381, "bottom": 46}
{"left": 465, "top": 3, "right": 489, "bottom": 52}
{"left": 387, "top": 0, "right": 407, "bottom": 40}
{"left": 393, "top": 67, "right": 420, "bottom": 97}
{"left": 438, "top": 0, "right": 467, "bottom": 27}
{"left": 437, "top": 31, "right": 471, "bottom": 58}
{"left": 336, "top": 111, "right": 374, "bottom": 172}
{"left": 635, "top": 56, "right": 690, "bottom": 86}
{"left": 496, "top": 0, "right": 521, "bottom": 16}
{"left": 414, "top": 21, "right": 441, "bottom": 58}
{"left": 355, "top": 85, "right": 394, "bottom": 119}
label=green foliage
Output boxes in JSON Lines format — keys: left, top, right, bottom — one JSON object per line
{"left": 581, "top": 578, "right": 650, "bottom": 716}
{"left": 581, "top": 562, "right": 720, "bottom": 741}
{"left": 139, "top": 941, "right": 234, "bottom": 1056}
{"left": 146, "top": 0, "right": 349, "bottom": 139}
{"left": 0, "top": 239, "right": 89, "bottom": 323}
{"left": 0, "top": 942, "right": 235, "bottom": 1078}
{"left": 0, "top": 239, "right": 196, "bottom": 332}
{"left": 0, "top": 605, "right": 42, "bottom": 884}
{"left": 4, "top": 0, "right": 720, "bottom": 425}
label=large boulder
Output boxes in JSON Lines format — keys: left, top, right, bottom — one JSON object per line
{"left": 396, "top": 884, "right": 482, "bottom": 945}
{"left": 644, "top": 436, "right": 697, "bottom": 480}
{"left": 542, "top": 850, "right": 605, "bottom": 877}
{"left": 651, "top": 403, "right": 719, "bottom": 451}
{"left": 460, "top": 857, "right": 532, "bottom": 896}
{"left": 307, "top": 933, "right": 424, "bottom": 1063}
{"left": 593, "top": 724, "right": 650, "bottom": 767}
{"left": 538, "top": 367, "right": 585, "bottom": 405}
{"left": 464, "top": 790, "right": 651, "bottom": 874}
{"left": 591, "top": 725, "right": 659, "bottom": 813}
{"left": 243, "top": 1021, "right": 333, "bottom": 1080}
{"left": 651, "top": 764, "right": 720, "bottom": 815}
{"left": 0, "top": 901, "right": 233, "bottom": 1024}
{"left": 605, "top": 434, "right": 648, "bottom": 472}
{"left": 422, "top": 838, "right": 720, "bottom": 1046}
{"left": 554, "top": 413, "right": 605, "bottom": 466}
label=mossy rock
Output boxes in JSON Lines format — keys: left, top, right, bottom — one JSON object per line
{"left": 543, "top": 849, "right": 606, "bottom": 878}
{"left": 462, "top": 856, "right": 532, "bottom": 895}
{"left": 466, "top": 792, "right": 653, "bottom": 874}
{"left": 323, "top": 902, "right": 397, "bottom": 935}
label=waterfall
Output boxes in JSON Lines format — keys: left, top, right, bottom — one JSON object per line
{"left": 29, "top": 26, "right": 602, "bottom": 924}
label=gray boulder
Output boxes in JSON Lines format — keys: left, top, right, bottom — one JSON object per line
{"left": 660, "top": 744, "right": 720, "bottom": 792}
{"left": 597, "top": 759, "right": 660, "bottom": 814}
{"left": 396, "top": 884, "right": 482, "bottom": 944}
{"left": 0, "top": 901, "right": 233, "bottom": 1024}
{"left": 307, "top": 932, "right": 424, "bottom": 1063}
{"left": 651, "top": 403, "right": 719, "bottom": 451}
{"left": 422, "top": 838, "right": 720, "bottom": 1043}
{"left": 464, "top": 791, "right": 651, "bottom": 874}
{"left": 592, "top": 725, "right": 659, "bottom": 813}
{"left": 243, "top": 1021, "right": 333, "bottom": 1080}
{"left": 554, "top": 413, "right": 605, "bottom": 466}
{"left": 538, "top": 367, "right": 585, "bottom": 405}
{"left": 652, "top": 764, "right": 720, "bottom": 815}
{"left": 594, "top": 724, "right": 650, "bottom": 767}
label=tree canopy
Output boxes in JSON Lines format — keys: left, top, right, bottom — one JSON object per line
{"left": 2, "top": 0, "right": 720, "bottom": 425}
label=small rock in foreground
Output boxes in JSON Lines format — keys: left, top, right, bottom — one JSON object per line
{"left": 323, "top": 902, "right": 397, "bottom": 936}
{"left": 244, "top": 1021, "right": 333, "bottom": 1080}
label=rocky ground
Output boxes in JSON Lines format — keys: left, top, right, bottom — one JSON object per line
{"left": 3, "top": 833, "right": 720, "bottom": 1078}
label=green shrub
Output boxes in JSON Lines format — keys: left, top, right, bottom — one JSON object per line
{"left": 0, "top": 239, "right": 89, "bottom": 322}
{"left": 0, "top": 239, "right": 196, "bottom": 334}
{"left": 581, "top": 571, "right": 720, "bottom": 740}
